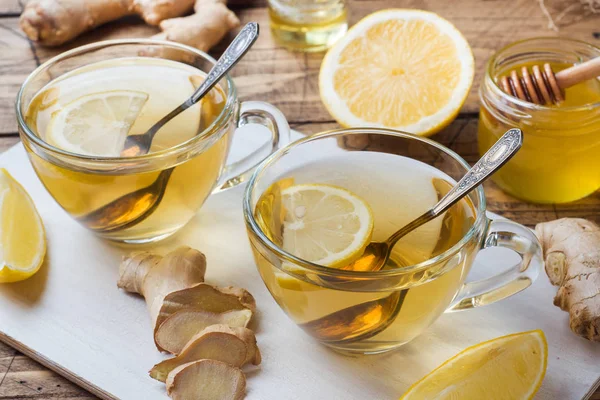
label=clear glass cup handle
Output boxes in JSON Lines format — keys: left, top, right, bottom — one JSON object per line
{"left": 213, "top": 101, "right": 290, "bottom": 192}
{"left": 446, "top": 218, "right": 543, "bottom": 312}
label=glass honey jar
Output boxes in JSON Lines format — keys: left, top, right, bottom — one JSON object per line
{"left": 478, "top": 37, "right": 600, "bottom": 203}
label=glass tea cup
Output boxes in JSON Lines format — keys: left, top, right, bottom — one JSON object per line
{"left": 17, "top": 39, "right": 290, "bottom": 243}
{"left": 244, "top": 128, "right": 542, "bottom": 354}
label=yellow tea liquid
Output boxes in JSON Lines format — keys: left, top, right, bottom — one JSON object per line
{"left": 268, "top": 0, "right": 348, "bottom": 52}
{"left": 479, "top": 61, "right": 600, "bottom": 203}
{"left": 24, "top": 57, "right": 229, "bottom": 242}
{"left": 251, "top": 154, "right": 477, "bottom": 352}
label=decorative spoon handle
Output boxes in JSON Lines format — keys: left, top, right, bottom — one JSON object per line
{"left": 121, "top": 23, "right": 259, "bottom": 156}
{"left": 432, "top": 128, "right": 522, "bottom": 216}
{"left": 191, "top": 22, "right": 259, "bottom": 104}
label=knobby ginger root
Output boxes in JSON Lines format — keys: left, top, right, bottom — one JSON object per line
{"left": 20, "top": 0, "right": 239, "bottom": 50}
{"left": 157, "top": 283, "right": 256, "bottom": 332}
{"left": 118, "top": 247, "right": 206, "bottom": 334}
{"left": 20, "top": 0, "right": 132, "bottom": 46}
{"left": 156, "top": 283, "right": 256, "bottom": 354}
{"left": 133, "top": 0, "right": 195, "bottom": 25}
{"left": 535, "top": 218, "right": 600, "bottom": 341}
{"left": 166, "top": 359, "right": 246, "bottom": 400}
{"left": 152, "top": 0, "right": 240, "bottom": 52}
{"left": 157, "top": 308, "right": 254, "bottom": 354}
{"left": 118, "top": 247, "right": 256, "bottom": 353}
{"left": 150, "top": 324, "right": 261, "bottom": 382}
{"left": 118, "top": 246, "right": 259, "bottom": 398}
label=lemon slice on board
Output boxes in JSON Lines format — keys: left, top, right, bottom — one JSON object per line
{"left": 280, "top": 184, "right": 374, "bottom": 269}
{"left": 319, "top": 9, "right": 474, "bottom": 136}
{"left": 401, "top": 330, "right": 548, "bottom": 400}
{"left": 47, "top": 90, "right": 149, "bottom": 156}
{"left": 0, "top": 169, "right": 46, "bottom": 283}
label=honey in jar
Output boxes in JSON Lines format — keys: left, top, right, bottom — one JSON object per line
{"left": 478, "top": 38, "right": 600, "bottom": 203}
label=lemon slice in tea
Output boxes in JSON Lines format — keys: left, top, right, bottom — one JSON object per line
{"left": 47, "top": 90, "right": 149, "bottom": 156}
{"left": 281, "top": 184, "right": 374, "bottom": 269}
{"left": 0, "top": 169, "right": 46, "bottom": 283}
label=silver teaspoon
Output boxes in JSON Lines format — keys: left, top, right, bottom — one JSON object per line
{"left": 344, "top": 128, "right": 523, "bottom": 272}
{"left": 121, "top": 22, "right": 260, "bottom": 157}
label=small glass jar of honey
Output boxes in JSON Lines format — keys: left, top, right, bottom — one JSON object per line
{"left": 478, "top": 37, "right": 600, "bottom": 203}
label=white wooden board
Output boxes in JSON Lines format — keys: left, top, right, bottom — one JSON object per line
{"left": 0, "top": 130, "right": 599, "bottom": 400}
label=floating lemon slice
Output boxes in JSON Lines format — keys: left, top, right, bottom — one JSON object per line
{"left": 319, "top": 9, "right": 474, "bottom": 136}
{"left": 280, "top": 184, "right": 373, "bottom": 269}
{"left": 0, "top": 169, "right": 46, "bottom": 283}
{"left": 401, "top": 330, "right": 548, "bottom": 400}
{"left": 47, "top": 90, "right": 149, "bottom": 156}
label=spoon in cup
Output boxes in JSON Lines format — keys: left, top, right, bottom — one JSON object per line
{"left": 120, "top": 22, "right": 260, "bottom": 157}
{"left": 78, "top": 24, "right": 259, "bottom": 233}
{"left": 343, "top": 128, "right": 523, "bottom": 273}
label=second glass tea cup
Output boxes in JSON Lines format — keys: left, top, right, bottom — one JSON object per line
{"left": 17, "top": 39, "right": 290, "bottom": 243}
{"left": 244, "top": 128, "right": 543, "bottom": 354}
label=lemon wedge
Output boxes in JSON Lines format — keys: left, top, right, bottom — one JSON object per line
{"left": 47, "top": 90, "right": 148, "bottom": 156}
{"left": 401, "top": 330, "right": 548, "bottom": 400}
{"left": 281, "top": 184, "right": 373, "bottom": 268}
{"left": 319, "top": 9, "right": 474, "bottom": 136}
{"left": 0, "top": 169, "right": 46, "bottom": 283}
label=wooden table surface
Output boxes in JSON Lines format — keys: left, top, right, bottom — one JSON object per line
{"left": 0, "top": 0, "right": 599, "bottom": 399}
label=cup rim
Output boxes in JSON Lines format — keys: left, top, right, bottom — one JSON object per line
{"left": 16, "top": 39, "right": 237, "bottom": 164}
{"left": 243, "top": 127, "right": 488, "bottom": 279}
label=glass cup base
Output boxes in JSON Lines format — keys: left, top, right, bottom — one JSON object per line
{"left": 104, "top": 228, "right": 179, "bottom": 245}
{"left": 323, "top": 340, "right": 409, "bottom": 355}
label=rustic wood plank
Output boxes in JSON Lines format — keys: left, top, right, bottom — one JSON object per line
{"left": 1, "top": 339, "right": 97, "bottom": 399}
{"left": 217, "top": 0, "right": 600, "bottom": 121}
{"left": 0, "top": 356, "right": 96, "bottom": 399}
{"left": 554, "top": 191, "right": 600, "bottom": 226}
{"left": 0, "top": 0, "right": 20, "bottom": 15}
{"left": 0, "top": 136, "right": 19, "bottom": 152}
{"left": 2, "top": 0, "right": 599, "bottom": 133}
{"left": 0, "top": 18, "right": 37, "bottom": 135}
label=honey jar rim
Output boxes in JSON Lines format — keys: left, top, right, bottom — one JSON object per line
{"left": 483, "top": 36, "right": 600, "bottom": 114}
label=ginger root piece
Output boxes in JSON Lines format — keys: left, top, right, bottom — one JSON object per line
{"left": 156, "top": 309, "right": 253, "bottom": 355}
{"left": 118, "top": 245, "right": 259, "bottom": 397}
{"left": 132, "top": 0, "right": 195, "bottom": 25}
{"left": 535, "top": 218, "right": 600, "bottom": 341}
{"left": 118, "top": 248, "right": 256, "bottom": 353}
{"left": 157, "top": 283, "right": 256, "bottom": 332}
{"left": 152, "top": 0, "right": 240, "bottom": 53}
{"left": 118, "top": 247, "right": 207, "bottom": 349}
{"left": 201, "top": 324, "right": 261, "bottom": 366}
{"left": 20, "top": 0, "right": 133, "bottom": 46}
{"left": 150, "top": 324, "right": 260, "bottom": 382}
{"left": 20, "top": 0, "right": 239, "bottom": 50}
{"left": 166, "top": 359, "right": 246, "bottom": 400}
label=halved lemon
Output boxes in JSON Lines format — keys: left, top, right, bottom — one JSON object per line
{"left": 0, "top": 169, "right": 46, "bottom": 283}
{"left": 47, "top": 90, "right": 149, "bottom": 156}
{"left": 281, "top": 184, "right": 373, "bottom": 268}
{"left": 401, "top": 330, "right": 548, "bottom": 400}
{"left": 319, "top": 9, "right": 474, "bottom": 136}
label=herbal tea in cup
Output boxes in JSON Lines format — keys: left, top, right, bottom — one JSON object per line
{"left": 17, "top": 40, "right": 290, "bottom": 243}
{"left": 244, "top": 128, "right": 542, "bottom": 354}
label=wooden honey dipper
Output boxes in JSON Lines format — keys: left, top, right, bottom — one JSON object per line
{"left": 500, "top": 57, "right": 600, "bottom": 105}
